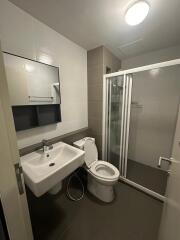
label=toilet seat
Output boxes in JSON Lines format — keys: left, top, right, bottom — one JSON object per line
{"left": 84, "top": 138, "right": 98, "bottom": 167}
{"left": 84, "top": 138, "right": 119, "bottom": 182}
{"left": 89, "top": 161, "right": 119, "bottom": 181}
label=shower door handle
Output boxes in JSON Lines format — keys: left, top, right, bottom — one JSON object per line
{"left": 157, "top": 156, "right": 174, "bottom": 168}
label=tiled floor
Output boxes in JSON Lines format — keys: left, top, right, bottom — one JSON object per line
{"left": 27, "top": 181, "right": 163, "bottom": 240}
{"left": 127, "top": 159, "right": 168, "bottom": 195}
{"left": 110, "top": 155, "right": 168, "bottom": 195}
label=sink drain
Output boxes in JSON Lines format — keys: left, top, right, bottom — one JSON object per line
{"left": 49, "top": 162, "right": 55, "bottom": 167}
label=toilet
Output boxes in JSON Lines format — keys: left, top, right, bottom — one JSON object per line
{"left": 73, "top": 137, "right": 119, "bottom": 203}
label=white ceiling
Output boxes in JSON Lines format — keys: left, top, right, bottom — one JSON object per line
{"left": 9, "top": 0, "right": 180, "bottom": 59}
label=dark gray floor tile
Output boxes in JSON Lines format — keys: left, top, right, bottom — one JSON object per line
{"left": 27, "top": 182, "right": 163, "bottom": 240}
{"left": 127, "top": 159, "right": 168, "bottom": 195}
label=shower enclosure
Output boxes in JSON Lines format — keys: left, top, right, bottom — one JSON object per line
{"left": 102, "top": 59, "right": 180, "bottom": 200}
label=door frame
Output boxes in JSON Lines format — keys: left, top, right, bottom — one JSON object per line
{"left": 0, "top": 43, "right": 33, "bottom": 240}
{"left": 158, "top": 106, "right": 180, "bottom": 239}
{"left": 102, "top": 58, "right": 180, "bottom": 201}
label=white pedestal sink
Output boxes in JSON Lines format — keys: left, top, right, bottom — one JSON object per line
{"left": 20, "top": 142, "right": 85, "bottom": 197}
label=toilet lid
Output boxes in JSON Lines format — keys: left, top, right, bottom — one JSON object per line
{"left": 84, "top": 139, "right": 98, "bottom": 167}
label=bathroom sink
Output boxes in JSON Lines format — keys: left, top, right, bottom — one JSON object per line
{"left": 20, "top": 142, "right": 85, "bottom": 197}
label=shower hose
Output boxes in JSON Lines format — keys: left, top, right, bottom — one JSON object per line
{"left": 66, "top": 170, "right": 85, "bottom": 201}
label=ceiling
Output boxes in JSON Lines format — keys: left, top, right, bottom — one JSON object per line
{"left": 9, "top": 0, "right": 180, "bottom": 59}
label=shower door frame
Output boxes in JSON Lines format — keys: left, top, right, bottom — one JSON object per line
{"left": 102, "top": 58, "right": 180, "bottom": 202}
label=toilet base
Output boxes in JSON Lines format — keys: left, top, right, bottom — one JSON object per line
{"left": 87, "top": 174, "right": 115, "bottom": 203}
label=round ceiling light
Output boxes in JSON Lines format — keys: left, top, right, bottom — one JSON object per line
{"left": 125, "top": 1, "right": 150, "bottom": 26}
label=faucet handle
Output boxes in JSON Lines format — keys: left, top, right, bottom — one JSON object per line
{"left": 48, "top": 145, "right": 53, "bottom": 150}
{"left": 42, "top": 139, "right": 48, "bottom": 146}
{"left": 42, "top": 139, "right": 53, "bottom": 152}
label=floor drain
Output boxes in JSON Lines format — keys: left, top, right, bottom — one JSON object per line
{"left": 49, "top": 162, "right": 55, "bottom": 167}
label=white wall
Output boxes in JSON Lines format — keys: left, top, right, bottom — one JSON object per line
{"left": 122, "top": 45, "right": 180, "bottom": 69}
{"left": 0, "top": 0, "right": 88, "bottom": 149}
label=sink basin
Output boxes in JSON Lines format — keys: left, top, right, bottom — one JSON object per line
{"left": 20, "top": 142, "right": 85, "bottom": 197}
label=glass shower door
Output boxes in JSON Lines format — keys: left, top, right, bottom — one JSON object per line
{"left": 126, "top": 65, "right": 180, "bottom": 196}
{"left": 103, "top": 61, "right": 180, "bottom": 199}
{"left": 106, "top": 76, "right": 124, "bottom": 169}
{"left": 105, "top": 74, "right": 132, "bottom": 177}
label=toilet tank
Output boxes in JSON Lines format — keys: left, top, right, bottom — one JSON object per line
{"left": 73, "top": 137, "right": 95, "bottom": 150}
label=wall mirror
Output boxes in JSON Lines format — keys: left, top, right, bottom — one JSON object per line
{"left": 3, "top": 52, "right": 61, "bottom": 131}
{"left": 3, "top": 52, "right": 60, "bottom": 105}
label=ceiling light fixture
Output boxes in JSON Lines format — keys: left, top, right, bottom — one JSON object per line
{"left": 125, "top": 1, "right": 150, "bottom": 26}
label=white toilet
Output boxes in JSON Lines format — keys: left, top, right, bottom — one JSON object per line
{"left": 74, "top": 137, "right": 119, "bottom": 203}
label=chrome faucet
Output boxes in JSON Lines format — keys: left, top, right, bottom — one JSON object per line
{"left": 42, "top": 139, "right": 53, "bottom": 152}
